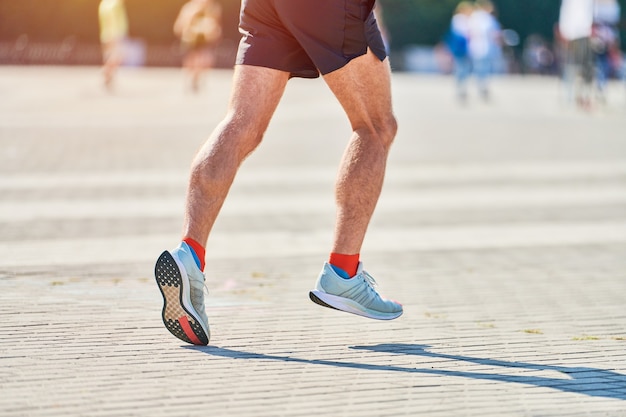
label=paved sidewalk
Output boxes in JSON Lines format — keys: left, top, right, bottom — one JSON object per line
{"left": 1, "top": 66, "right": 626, "bottom": 417}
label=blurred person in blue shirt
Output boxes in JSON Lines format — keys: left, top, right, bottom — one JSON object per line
{"left": 467, "top": 0, "right": 501, "bottom": 101}
{"left": 447, "top": 1, "right": 473, "bottom": 103}
{"left": 592, "top": 0, "right": 622, "bottom": 99}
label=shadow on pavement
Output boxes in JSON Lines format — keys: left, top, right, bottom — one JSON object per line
{"left": 187, "top": 344, "right": 626, "bottom": 401}
{"left": 351, "top": 343, "right": 626, "bottom": 401}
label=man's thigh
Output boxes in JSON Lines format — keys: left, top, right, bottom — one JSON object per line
{"left": 228, "top": 64, "right": 290, "bottom": 131}
{"left": 322, "top": 50, "right": 394, "bottom": 130}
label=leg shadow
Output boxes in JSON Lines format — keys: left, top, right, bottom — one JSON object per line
{"left": 350, "top": 343, "right": 626, "bottom": 400}
{"left": 186, "top": 344, "right": 625, "bottom": 401}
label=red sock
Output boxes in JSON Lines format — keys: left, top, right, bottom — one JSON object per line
{"left": 183, "top": 237, "right": 206, "bottom": 272}
{"left": 329, "top": 252, "right": 360, "bottom": 278}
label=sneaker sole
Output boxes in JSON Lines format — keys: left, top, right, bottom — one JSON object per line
{"left": 155, "top": 251, "right": 210, "bottom": 345}
{"left": 309, "top": 290, "right": 402, "bottom": 320}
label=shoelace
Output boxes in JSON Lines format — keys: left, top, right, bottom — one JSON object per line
{"left": 362, "top": 270, "right": 379, "bottom": 289}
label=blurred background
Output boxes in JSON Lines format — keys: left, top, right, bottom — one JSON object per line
{"left": 1, "top": 0, "right": 624, "bottom": 74}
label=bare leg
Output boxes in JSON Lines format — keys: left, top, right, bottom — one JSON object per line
{"left": 102, "top": 41, "right": 122, "bottom": 90}
{"left": 323, "top": 50, "right": 398, "bottom": 255}
{"left": 186, "top": 50, "right": 205, "bottom": 93}
{"left": 182, "top": 65, "right": 290, "bottom": 246}
{"left": 183, "top": 52, "right": 199, "bottom": 92}
{"left": 310, "top": 52, "right": 402, "bottom": 319}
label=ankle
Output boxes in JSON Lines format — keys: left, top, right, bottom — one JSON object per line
{"left": 329, "top": 252, "right": 359, "bottom": 278}
{"left": 183, "top": 237, "right": 206, "bottom": 271}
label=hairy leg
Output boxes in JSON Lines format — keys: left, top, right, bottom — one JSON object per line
{"left": 323, "top": 50, "right": 398, "bottom": 255}
{"left": 182, "top": 65, "right": 290, "bottom": 245}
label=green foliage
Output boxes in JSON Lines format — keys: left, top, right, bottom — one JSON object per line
{"left": 380, "top": 0, "right": 625, "bottom": 51}
{"left": 379, "top": 0, "right": 459, "bottom": 48}
{"left": 494, "top": 0, "right": 561, "bottom": 45}
{"left": 0, "top": 0, "right": 624, "bottom": 53}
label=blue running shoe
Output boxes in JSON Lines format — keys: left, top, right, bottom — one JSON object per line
{"left": 310, "top": 262, "right": 403, "bottom": 320}
{"left": 154, "top": 242, "right": 210, "bottom": 345}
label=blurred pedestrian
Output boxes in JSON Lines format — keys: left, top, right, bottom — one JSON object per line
{"left": 174, "top": 0, "right": 222, "bottom": 93}
{"left": 98, "top": 0, "right": 128, "bottom": 90}
{"left": 447, "top": 1, "right": 473, "bottom": 102}
{"left": 523, "top": 34, "right": 556, "bottom": 75}
{"left": 558, "top": 0, "right": 595, "bottom": 108}
{"left": 592, "top": 0, "right": 622, "bottom": 100}
{"left": 467, "top": 0, "right": 501, "bottom": 101}
{"left": 154, "top": 0, "right": 403, "bottom": 346}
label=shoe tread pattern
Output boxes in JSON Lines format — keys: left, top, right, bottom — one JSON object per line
{"left": 155, "top": 251, "right": 209, "bottom": 345}
{"left": 309, "top": 291, "right": 340, "bottom": 311}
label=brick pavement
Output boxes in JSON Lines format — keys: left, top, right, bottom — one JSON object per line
{"left": 1, "top": 66, "right": 626, "bottom": 416}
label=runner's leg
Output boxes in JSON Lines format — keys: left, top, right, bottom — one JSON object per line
{"left": 323, "top": 50, "right": 397, "bottom": 255}
{"left": 182, "top": 65, "right": 291, "bottom": 245}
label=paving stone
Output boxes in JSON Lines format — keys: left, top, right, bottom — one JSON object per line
{"left": 0, "top": 66, "right": 625, "bottom": 417}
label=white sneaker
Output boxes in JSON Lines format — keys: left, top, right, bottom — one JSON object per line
{"left": 154, "top": 242, "right": 210, "bottom": 345}
{"left": 309, "top": 262, "right": 403, "bottom": 320}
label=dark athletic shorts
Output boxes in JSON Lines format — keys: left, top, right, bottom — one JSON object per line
{"left": 235, "top": 0, "right": 387, "bottom": 78}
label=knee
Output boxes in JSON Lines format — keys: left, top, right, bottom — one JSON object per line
{"left": 190, "top": 114, "right": 266, "bottom": 175}
{"left": 370, "top": 113, "right": 397, "bottom": 151}
{"left": 384, "top": 114, "right": 398, "bottom": 143}
{"left": 220, "top": 112, "right": 267, "bottom": 159}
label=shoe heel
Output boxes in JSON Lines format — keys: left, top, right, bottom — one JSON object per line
{"left": 309, "top": 291, "right": 340, "bottom": 311}
{"left": 155, "top": 251, "right": 209, "bottom": 345}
